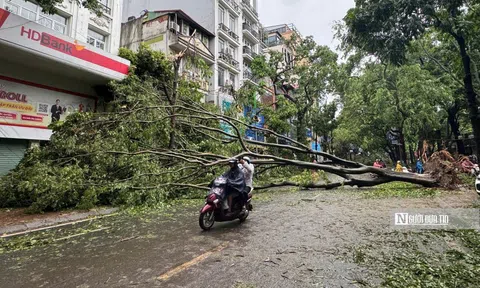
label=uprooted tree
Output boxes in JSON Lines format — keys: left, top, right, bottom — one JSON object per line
{"left": 0, "top": 46, "right": 442, "bottom": 212}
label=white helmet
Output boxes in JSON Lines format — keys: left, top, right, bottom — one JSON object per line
{"left": 243, "top": 156, "right": 251, "bottom": 163}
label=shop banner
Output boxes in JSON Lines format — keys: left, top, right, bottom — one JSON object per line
{"left": 0, "top": 8, "right": 129, "bottom": 80}
{"left": 0, "top": 78, "right": 96, "bottom": 129}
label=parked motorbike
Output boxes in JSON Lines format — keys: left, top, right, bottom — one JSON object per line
{"left": 199, "top": 176, "right": 253, "bottom": 230}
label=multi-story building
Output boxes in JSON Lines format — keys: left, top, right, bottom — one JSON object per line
{"left": 0, "top": 0, "right": 129, "bottom": 175}
{"left": 260, "top": 24, "right": 303, "bottom": 110}
{"left": 120, "top": 10, "right": 215, "bottom": 97}
{"left": 123, "top": 0, "right": 263, "bottom": 111}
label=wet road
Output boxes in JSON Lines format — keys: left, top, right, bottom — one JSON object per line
{"left": 0, "top": 189, "right": 477, "bottom": 288}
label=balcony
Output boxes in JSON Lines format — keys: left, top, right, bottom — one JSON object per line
{"left": 265, "top": 39, "right": 283, "bottom": 47}
{"left": 242, "top": 46, "right": 257, "bottom": 61}
{"left": 242, "top": 23, "right": 259, "bottom": 43}
{"left": 241, "top": 0, "right": 258, "bottom": 20}
{"left": 218, "top": 23, "right": 240, "bottom": 46}
{"left": 220, "top": 0, "right": 241, "bottom": 17}
{"left": 219, "top": 85, "right": 235, "bottom": 96}
{"left": 169, "top": 32, "right": 215, "bottom": 65}
{"left": 218, "top": 51, "right": 240, "bottom": 72}
{"left": 182, "top": 71, "right": 210, "bottom": 91}
{"left": 243, "top": 70, "right": 258, "bottom": 85}
{"left": 98, "top": 2, "right": 112, "bottom": 16}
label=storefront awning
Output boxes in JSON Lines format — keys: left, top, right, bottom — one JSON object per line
{"left": 0, "top": 8, "right": 130, "bottom": 81}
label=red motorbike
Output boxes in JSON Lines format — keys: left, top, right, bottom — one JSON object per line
{"left": 199, "top": 176, "right": 253, "bottom": 230}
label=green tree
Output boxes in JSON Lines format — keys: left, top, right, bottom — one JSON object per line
{"left": 242, "top": 37, "right": 339, "bottom": 145}
{"left": 0, "top": 45, "right": 222, "bottom": 211}
{"left": 312, "top": 101, "right": 338, "bottom": 154}
{"left": 339, "top": 0, "right": 480, "bottom": 157}
{"left": 337, "top": 62, "right": 451, "bottom": 163}
{"left": 32, "top": 0, "right": 103, "bottom": 15}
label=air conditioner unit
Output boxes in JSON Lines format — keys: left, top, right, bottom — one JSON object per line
{"left": 169, "top": 22, "right": 179, "bottom": 31}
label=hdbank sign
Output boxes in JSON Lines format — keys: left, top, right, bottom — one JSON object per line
{"left": 0, "top": 8, "right": 129, "bottom": 80}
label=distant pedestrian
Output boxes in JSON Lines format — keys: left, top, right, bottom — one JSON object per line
{"left": 380, "top": 159, "right": 387, "bottom": 168}
{"left": 416, "top": 159, "right": 424, "bottom": 174}
{"left": 373, "top": 159, "right": 383, "bottom": 168}
{"left": 395, "top": 161, "right": 403, "bottom": 172}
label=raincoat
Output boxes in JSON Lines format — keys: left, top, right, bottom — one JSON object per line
{"left": 395, "top": 162, "right": 403, "bottom": 172}
{"left": 416, "top": 160, "right": 424, "bottom": 174}
{"left": 222, "top": 165, "right": 246, "bottom": 195}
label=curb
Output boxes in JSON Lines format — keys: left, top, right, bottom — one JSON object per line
{"left": 0, "top": 207, "right": 119, "bottom": 238}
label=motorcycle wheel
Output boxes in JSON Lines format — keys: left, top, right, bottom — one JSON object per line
{"left": 239, "top": 209, "right": 249, "bottom": 223}
{"left": 199, "top": 211, "right": 215, "bottom": 230}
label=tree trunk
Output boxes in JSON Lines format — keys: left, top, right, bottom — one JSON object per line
{"left": 168, "top": 60, "right": 181, "bottom": 149}
{"left": 435, "top": 129, "right": 443, "bottom": 151}
{"left": 296, "top": 107, "right": 308, "bottom": 145}
{"left": 455, "top": 34, "right": 480, "bottom": 158}
{"left": 399, "top": 131, "right": 407, "bottom": 163}
{"left": 409, "top": 145, "right": 415, "bottom": 165}
{"left": 448, "top": 104, "right": 466, "bottom": 154}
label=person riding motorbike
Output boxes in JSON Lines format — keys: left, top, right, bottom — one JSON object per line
{"left": 239, "top": 156, "right": 254, "bottom": 193}
{"left": 223, "top": 159, "right": 246, "bottom": 215}
{"left": 239, "top": 156, "right": 254, "bottom": 205}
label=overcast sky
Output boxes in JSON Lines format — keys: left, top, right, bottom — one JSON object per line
{"left": 258, "top": 0, "right": 354, "bottom": 51}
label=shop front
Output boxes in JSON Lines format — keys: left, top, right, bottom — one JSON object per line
{"left": 0, "top": 8, "right": 130, "bottom": 174}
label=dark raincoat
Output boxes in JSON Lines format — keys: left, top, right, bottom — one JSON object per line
{"left": 222, "top": 165, "right": 246, "bottom": 195}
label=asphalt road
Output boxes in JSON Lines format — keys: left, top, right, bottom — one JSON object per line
{"left": 0, "top": 189, "right": 477, "bottom": 288}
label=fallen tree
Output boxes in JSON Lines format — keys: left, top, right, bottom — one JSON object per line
{"left": 0, "top": 46, "right": 443, "bottom": 212}
{"left": 131, "top": 100, "right": 441, "bottom": 189}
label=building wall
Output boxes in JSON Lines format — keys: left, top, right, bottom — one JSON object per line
{"left": 123, "top": 0, "right": 262, "bottom": 109}
{"left": 0, "top": 0, "right": 123, "bottom": 54}
{"left": 122, "top": 0, "right": 216, "bottom": 34}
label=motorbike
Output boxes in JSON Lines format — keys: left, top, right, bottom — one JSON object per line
{"left": 473, "top": 165, "right": 480, "bottom": 196}
{"left": 199, "top": 176, "right": 253, "bottom": 230}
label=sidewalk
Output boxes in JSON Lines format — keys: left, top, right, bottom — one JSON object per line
{"left": 0, "top": 207, "right": 118, "bottom": 237}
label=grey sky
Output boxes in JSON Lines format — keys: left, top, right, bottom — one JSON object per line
{"left": 258, "top": 0, "right": 354, "bottom": 51}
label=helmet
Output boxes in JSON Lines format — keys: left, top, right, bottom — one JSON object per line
{"left": 242, "top": 156, "right": 251, "bottom": 164}
{"left": 228, "top": 158, "right": 238, "bottom": 164}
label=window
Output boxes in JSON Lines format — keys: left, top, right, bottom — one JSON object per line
{"left": 229, "top": 73, "right": 235, "bottom": 87}
{"left": 219, "top": 7, "right": 225, "bottom": 24}
{"left": 219, "top": 40, "right": 225, "bottom": 53}
{"left": 202, "top": 34, "right": 209, "bottom": 47}
{"left": 87, "top": 29, "right": 106, "bottom": 50}
{"left": 229, "top": 45, "right": 236, "bottom": 59}
{"left": 182, "top": 22, "right": 190, "bottom": 35}
{"left": 218, "top": 68, "right": 225, "bottom": 86}
{"left": 229, "top": 14, "right": 236, "bottom": 32}
{"left": 4, "top": 0, "right": 68, "bottom": 34}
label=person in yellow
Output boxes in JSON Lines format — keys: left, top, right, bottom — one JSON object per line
{"left": 395, "top": 161, "right": 403, "bottom": 172}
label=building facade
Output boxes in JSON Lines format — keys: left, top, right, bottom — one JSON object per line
{"left": 0, "top": 0, "right": 129, "bottom": 175}
{"left": 123, "top": 0, "right": 262, "bottom": 111}
{"left": 120, "top": 10, "right": 215, "bottom": 98}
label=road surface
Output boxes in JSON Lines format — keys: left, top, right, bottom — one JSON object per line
{"left": 0, "top": 189, "right": 477, "bottom": 287}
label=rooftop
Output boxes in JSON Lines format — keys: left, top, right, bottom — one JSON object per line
{"left": 142, "top": 9, "right": 215, "bottom": 37}
{"left": 264, "top": 23, "right": 303, "bottom": 39}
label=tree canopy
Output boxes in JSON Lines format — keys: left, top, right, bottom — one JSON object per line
{"left": 339, "top": 0, "right": 480, "bottom": 157}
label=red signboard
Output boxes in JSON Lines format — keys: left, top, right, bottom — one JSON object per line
{"left": 0, "top": 111, "right": 16, "bottom": 120}
{"left": 21, "top": 114, "right": 43, "bottom": 122}
{"left": 0, "top": 8, "right": 129, "bottom": 76}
